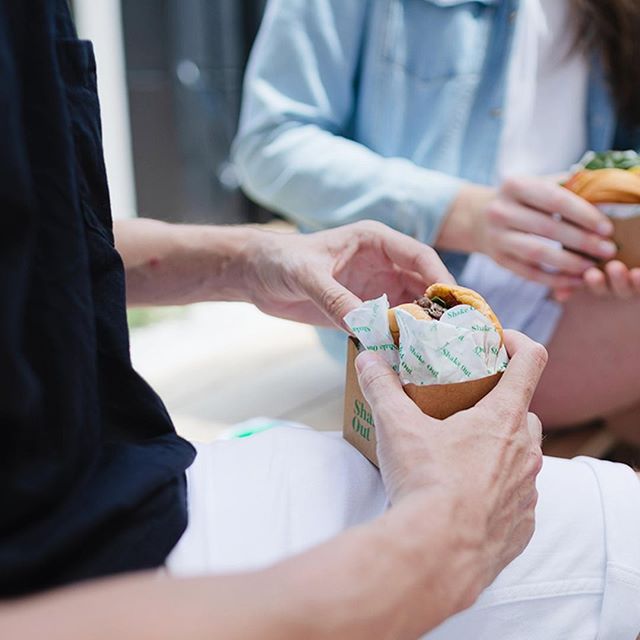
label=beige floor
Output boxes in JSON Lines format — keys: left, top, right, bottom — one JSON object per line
{"left": 130, "top": 302, "right": 345, "bottom": 443}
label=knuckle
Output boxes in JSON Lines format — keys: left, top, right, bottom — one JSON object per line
{"left": 416, "top": 247, "right": 438, "bottom": 270}
{"left": 525, "top": 445, "right": 543, "bottom": 475}
{"left": 530, "top": 488, "right": 540, "bottom": 512}
{"left": 532, "top": 449, "right": 544, "bottom": 476}
{"left": 525, "top": 244, "right": 546, "bottom": 263}
{"left": 520, "top": 263, "right": 538, "bottom": 281}
{"left": 420, "top": 243, "right": 439, "bottom": 260}
{"left": 486, "top": 201, "right": 508, "bottom": 224}
{"left": 545, "top": 187, "right": 569, "bottom": 213}
{"left": 502, "top": 176, "right": 523, "bottom": 195}
{"left": 582, "top": 235, "right": 601, "bottom": 254}
{"left": 524, "top": 512, "right": 536, "bottom": 537}
{"left": 497, "top": 405, "right": 523, "bottom": 432}
{"left": 319, "top": 286, "right": 350, "bottom": 318}
{"left": 529, "top": 342, "right": 549, "bottom": 370}
{"left": 357, "top": 219, "right": 386, "bottom": 236}
{"left": 539, "top": 217, "right": 560, "bottom": 239}
{"left": 358, "top": 366, "right": 396, "bottom": 398}
{"left": 527, "top": 414, "right": 543, "bottom": 442}
{"left": 547, "top": 194, "right": 565, "bottom": 213}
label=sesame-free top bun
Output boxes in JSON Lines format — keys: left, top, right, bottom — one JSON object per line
{"left": 425, "top": 283, "right": 504, "bottom": 342}
{"left": 387, "top": 303, "right": 431, "bottom": 345}
{"left": 564, "top": 168, "right": 640, "bottom": 204}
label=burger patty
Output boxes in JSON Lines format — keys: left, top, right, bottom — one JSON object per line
{"left": 415, "top": 296, "right": 447, "bottom": 320}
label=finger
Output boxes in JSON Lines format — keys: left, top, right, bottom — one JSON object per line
{"left": 387, "top": 269, "right": 431, "bottom": 305}
{"left": 478, "top": 330, "right": 548, "bottom": 415}
{"left": 355, "top": 221, "right": 455, "bottom": 285}
{"left": 543, "top": 171, "right": 570, "bottom": 184}
{"left": 500, "top": 230, "right": 595, "bottom": 274}
{"left": 631, "top": 268, "right": 640, "bottom": 295}
{"left": 526, "top": 413, "right": 543, "bottom": 447}
{"left": 261, "top": 299, "right": 338, "bottom": 328}
{"left": 604, "top": 260, "right": 633, "bottom": 299}
{"left": 305, "top": 272, "right": 364, "bottom": 329}
{"left": 488, "top": 201, "right": 617, "bottom": 260}
{"left": 583, "top": 267, "right": 608, "bottom": 297}
{"left": 552, "top": 287, "right": 574, "bottom": 303}
{"left": 495, "top": 252, "right": 583, "bottom": 289}
{"left": 355, "top": 351, "right": 425, "bottom": 424}
{"left": 502, "top": 177, "right": 613, "bottom": 235}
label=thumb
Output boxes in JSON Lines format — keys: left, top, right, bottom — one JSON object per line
{"left": 306, "top": 273, "right": 363, "bottom": 330}
{"left": 355, "top": 351, "right": 418, "bottom": 420}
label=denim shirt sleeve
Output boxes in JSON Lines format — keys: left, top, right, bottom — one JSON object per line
{"left": 232, "top": 0, "right": 465, "bottom": 244}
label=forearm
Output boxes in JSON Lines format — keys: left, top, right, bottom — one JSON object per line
{"left": 235, "top": 123, "right": 464, "bottom": 244}
{"left": 0, "top": 570, "right": 288, "bottom": 640}
{"left": 279, "top": 492, "right": 483, "bottom": 639}
{"left": 234, "top": 0, "right": 464, "bottom": 244}
{"left": 113, "top": 218, "right": 260, "bottom": 306}
{"left": 0, "top": 493, "right": 482, "bottom": 640}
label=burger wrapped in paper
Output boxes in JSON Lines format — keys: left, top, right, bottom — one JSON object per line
{"left": 342, "top": 284, "right": 508, "bottom": 466}
{"left": 565, "top": 150, "right": 640, "bottom": 268}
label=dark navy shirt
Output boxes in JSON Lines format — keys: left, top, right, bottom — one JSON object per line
{"left": 0, "top": 0, "right": 195, "bottom": 596}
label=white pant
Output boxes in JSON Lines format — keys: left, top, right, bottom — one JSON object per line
{"left": 167, "top": 426, "right": 640, "bottom": 639}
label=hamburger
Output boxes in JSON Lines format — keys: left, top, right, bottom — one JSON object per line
{"left": 387, "top": 283, "right": 503, "bottom": 345}
{"left": 343, "top": 284, "right": 506, "bottom": 466}
{"left": 564, "top": 150, "right": 640, "bottom": 268}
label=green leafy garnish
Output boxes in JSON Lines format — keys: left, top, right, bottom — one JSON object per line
{"left": 431, "top": 296, "right": 448, "bottom": 308}
{"left": 581, "top": 150, "right": 640, "bottom": 171}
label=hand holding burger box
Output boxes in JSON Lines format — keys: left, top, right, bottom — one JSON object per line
{"left": 565, "top": 150, "right": 640, "bottom": 269}
{"left": 343, "top": 284, "right": 507, "bottom": 466}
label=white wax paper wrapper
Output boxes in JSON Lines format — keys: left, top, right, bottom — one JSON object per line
{"left": 343, "top": 295, "right": 399, "bottom": 371}
{"left": 344, "top": 295, "right": 508, "bottom": 386}
{"left": 596, "top": 203, "right": 640, "bottom": 219}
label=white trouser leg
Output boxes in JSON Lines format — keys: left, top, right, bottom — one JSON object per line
{"left": 167, "top": 427, "right": 640, "bottom": 639}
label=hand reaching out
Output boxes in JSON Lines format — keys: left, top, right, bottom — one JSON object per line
{"left": 245, "top": 221, "right": 454, "bottom": 329}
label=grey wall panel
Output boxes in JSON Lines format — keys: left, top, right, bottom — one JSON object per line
{"left": 122, "top": 0, "right": 270, "bottom": 224}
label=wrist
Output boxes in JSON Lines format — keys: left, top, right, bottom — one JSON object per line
{"left": 385, "top": 491, "right": 488, "bottom": 611}
{"left": 197, "top": 225, "right": 262, "bottom": 303}
{"left": 436, "top": 184, "right": 495, "bottom": 254}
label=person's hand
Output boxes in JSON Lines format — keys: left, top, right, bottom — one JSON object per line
{"left": 439, "top": 178, "right": 618, "bottom": 291}
{"left": 582, "top": 261, "right": 640, "bottom": 299}
{"left": 355, "top": 329, "right": 546, "bottom": 585}
{"left": 245, "top": 221, "right": 454, "bottom": 328}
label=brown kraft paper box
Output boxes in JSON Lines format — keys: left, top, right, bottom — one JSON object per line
{"left": 611, "top": 217, "right": 640, "bottom": 269}
{"left": 343, "top": 337, "right": 502, "bottom": 467}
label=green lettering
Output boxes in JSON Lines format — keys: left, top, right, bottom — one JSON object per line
{"left": 352, "top": 415, "right": 371, "bottom": 441}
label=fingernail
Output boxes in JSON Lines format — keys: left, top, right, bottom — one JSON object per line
{"left": 598, "top": 220, "right": 614, "bottom": 236}
{"left": 355, "top": 350, "right": 379, "bottom": 374}
{"left": 598, "top": 240, "right": 617, "bottom": 257}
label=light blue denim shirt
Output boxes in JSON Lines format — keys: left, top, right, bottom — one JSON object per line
{"left": 233, "top": 0, "right": 639, "bottom": 277}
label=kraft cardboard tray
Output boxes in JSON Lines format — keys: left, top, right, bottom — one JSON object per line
{"left": 343, "top": 337, "right": 501, "bottom": 467}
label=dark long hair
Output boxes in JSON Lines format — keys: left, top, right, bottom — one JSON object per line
{"left": 572, "top": 0, "right": 640, "bottom": 127}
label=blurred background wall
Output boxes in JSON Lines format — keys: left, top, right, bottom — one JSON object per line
{"left": 72, "top": 0, "right": 270, "bottom": 224}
